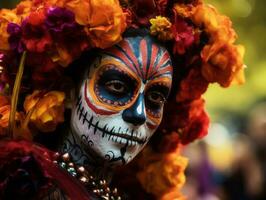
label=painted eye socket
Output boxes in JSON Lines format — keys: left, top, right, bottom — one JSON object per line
{"left": 105, "top": 80, "right": 127, "bottom": 95}
{"left": 146, "top": 91, "right": 166, "bottom": 107}
{"left": 95, "top": 66, "right": 139, "bottom": 106}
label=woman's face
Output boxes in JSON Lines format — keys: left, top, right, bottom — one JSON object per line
{"left": 71, "top": 36, "right": 173, "bottom": 166}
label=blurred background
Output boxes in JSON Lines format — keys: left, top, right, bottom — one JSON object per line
{"left": 184, "top": 0, "right": 266, "bottom": 199}
{"left": 1, "top": 0, "right": 266, "bottom": 200}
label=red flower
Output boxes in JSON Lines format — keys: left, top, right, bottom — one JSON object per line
{"left": 26, "top": 52, "right": 57, "bottom": 72}
{"left": 130, "top": 0, "right": 169, "bottom": 26}
{"left": 159, "top": 98, "right": 209, "bottom": 145}
{"left": 177, "top": 0, "right": 202, "bottom": 4}
{"left": 180, "top": 102, "right": 209, "bottom": 144}
{"left": 172, "top": 14, "right": 195, "bottom": 55}
{"left": 176, "top": 67, "right": 209, "bottom": 102}
{"left": 52, "top": 28, "right": 89, "bottom": 67}
{"left": 31, "top": 68, "right": 64, "bottom": 90}
{"left": 123, "top": 8, "right": 134, "bottom": 27}
{"left": 21, "top": 10, "right": 52, "bottom": 53}
{"left": 156, "top": 0, "right": 168, "bottom": 15}
{"left": 20, "top": 52, "right": 64, "bottom": 89}
{"left": 131, "top": 0, "right": 157, "bottom": 26}
{"left": 158, "top": 132, "right": 181, "bottom": 153}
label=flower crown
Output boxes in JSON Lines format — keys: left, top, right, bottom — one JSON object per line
{"left": 0, "top": 0, "right": 245, "bottom": 199}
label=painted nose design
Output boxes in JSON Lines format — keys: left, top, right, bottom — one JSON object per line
{"left": 122, "top": 94, "right": 146, "bottom": 126}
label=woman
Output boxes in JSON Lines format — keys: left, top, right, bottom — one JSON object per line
{"left": 0, "top": 0, "right": 245, "bottom": 199}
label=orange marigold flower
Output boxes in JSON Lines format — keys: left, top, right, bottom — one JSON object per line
{"left": 150, "top": 16, "right": 173, "bottom": 41}
{"left": 15, "top": 0, "right": 34, "bottom": 19}
{"left": 0, "top": 105, "right": 11, "bottom": 135}
{"left": 192, "top": 4, "right": 237, "bottom": 44}
{"left": 0, "top": 95, "right": 10, "bottom": 133}
{"left": 160, "top": 189, "right": 187, "bottom": 200}
{"left": 190, "top": 4, "right": 245, "bottom": 87}
{"left": 0, "top": 95, "right": 10, "bottom": 129}
{"left": 174, "top": 3, "right": 196, "bottom": 18}
{"left": 201, "top": 43, "right": 245, "bottom": 87}
{"left": 55, "top": 0, "right": 91, "bottom": 26}
{"left": 137, "top": 147, "right": 188, "bottom": 198}
{"left": 0, "top": 95, "right": 23, "bottom": 136}
{"left": 14, "top": 0, "right": 126, "bottom": 49}
{"left": 61, "top": 0, "right": 126, "bottom": 48}
{"left": 24, "top": 90, "right": 65, "bottom": 132}
{"left": 0, "top": 9, "right": 20, "bottom": 51}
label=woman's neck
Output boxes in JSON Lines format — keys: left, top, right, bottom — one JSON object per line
{"left": 59, "top": 129, "right": 114, "bottom": 182}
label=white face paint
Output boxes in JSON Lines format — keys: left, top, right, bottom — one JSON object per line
{"left": 71, "top": 36, "right": 173, "bottom": 165}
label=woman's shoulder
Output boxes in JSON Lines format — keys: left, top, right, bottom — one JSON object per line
{"left": 0, "top": 140, "right": 98, "bottom": 200}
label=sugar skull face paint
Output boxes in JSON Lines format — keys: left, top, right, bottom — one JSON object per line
{"left": 71, "top": 35, "right": 173, "bottom": 166}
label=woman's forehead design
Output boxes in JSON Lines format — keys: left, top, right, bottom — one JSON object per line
{"left": 102, "top": 37, "right": 173, "bottom": 83}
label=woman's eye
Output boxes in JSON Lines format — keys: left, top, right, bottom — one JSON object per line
{"left": 146, "top": 91, "right": 166, "bottom": 106}
{"left": 105, "top": 80, "right": 127, "bottom": 95}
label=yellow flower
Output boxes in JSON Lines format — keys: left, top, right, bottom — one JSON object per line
{"left": 24, "top": 90, "right": 65, "bottom": 132}
{"left": 150, "top": 16, "right": 173, "bottom": 41}
{"left": 0, "top": 9, "right": 20, "bottom": 51}
{"left": 137, "top": 147, "right": 188, "bottom": 198}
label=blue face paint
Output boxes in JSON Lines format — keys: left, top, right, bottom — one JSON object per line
{"left": 96, "top": 67, "right": 138, "bottom": 106}
{"left": 122, "top": 94, "right": 146, "bottom": 126}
